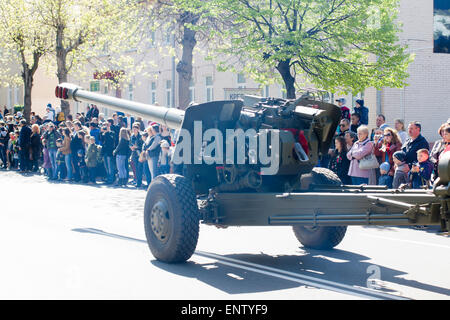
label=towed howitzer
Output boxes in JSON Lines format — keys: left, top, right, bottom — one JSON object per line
{"left": 56, "top": 83, "right": 449, "bottom": 263}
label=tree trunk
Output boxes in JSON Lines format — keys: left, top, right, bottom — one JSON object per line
{"left": 56, "top": 25, "right": 70, "bottom": 116}
{"left": 22, "top": 68, "right": 33, "bottom": 123}
{"left": 276, "top": 59, "right": 296, "bottom": 99}
{"left": 176, "top": 13, "right": 198, "bottom": 110}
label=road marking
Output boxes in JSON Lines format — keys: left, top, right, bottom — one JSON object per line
{"left": 359, "top": 233, "right": 450, "bottom": 250}
{"left": 195, "top": 251, "right": 408, "bottom": 300}
{"left": 72, "top": 228, "right": 408, "bottom": 300}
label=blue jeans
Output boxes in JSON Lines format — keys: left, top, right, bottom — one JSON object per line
{"left": 88, "top": 167, "right": 97, "bottom": 183}
{"left": 147, "top": 157, "right": 158, "bottom": 180}
{"left": 65, "top": 154, "right": 72, "bottom": 180}
{"left": 0, "top": 144, "right": 7, "bottom": 168}
{"left": 116, "top": 155, "right": 128, "bottom": 179}
{"left": 132, "top": 156, "right": 143, "bottom": 186}
{"left": 57, "top": 163, "right": 66, "bottom": 180}
{"left": 48, "top": 148, "right": 58, "bottom": 179}
{"left": 143, "top": 160, "right": 151, "bottom": 185}
{"left": 351, "top": 176, "right": 369, "bottom": 185}
{"left": 104, "top": 155, "right": 114, "bottom": 182}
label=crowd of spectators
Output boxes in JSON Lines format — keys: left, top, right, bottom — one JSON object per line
{"left": 325, "top": 98, "right": 450, "bottom": 190}
{"left": 0, "top": 100, "right": 449, "bottom": 192}
{"left": 0, "top": 104, "right": 176, "bottom": 188}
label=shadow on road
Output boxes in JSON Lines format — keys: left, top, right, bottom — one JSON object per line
{"left": 72, "top": 227, "right": 450, "bottom": 298}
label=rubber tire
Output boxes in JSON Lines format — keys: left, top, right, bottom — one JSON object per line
{"left": 292, "top": 167, "right": 347, "bottom": 250}
{"left": 144, "top": 174, "right": 199, "bottom": 263}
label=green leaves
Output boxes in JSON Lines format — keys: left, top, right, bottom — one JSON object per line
{"left": 195, "top": 0, "right": 413, "bottom": 97}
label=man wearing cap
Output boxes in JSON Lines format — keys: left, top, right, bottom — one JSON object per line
{"left": 336, "top": 98, "right": 350, "bottom": 121}
{"left": 354, "top": 99, "right": 369, "bottom": 125}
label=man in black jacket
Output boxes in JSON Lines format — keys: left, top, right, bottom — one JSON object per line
{"left": 18, "top": 119, "right": 32, "bottom": 172}
{"left": 70, "top": 121, "right": 84, "bottom": 181}
{"left": 100, "top": 124, "right": 116, "bottom": 184}
{"left": 402, "top": 121, "right": 429, "bottom": 167}
{"left": 130, "top": 123, "right": 143, "bottom": 188}
{"left": 0, "top": 121, "right": 8, "bottom": 168}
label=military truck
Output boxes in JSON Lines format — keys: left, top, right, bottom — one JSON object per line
{"left": 55, "top": 83, "right": 450, "bottom": 263}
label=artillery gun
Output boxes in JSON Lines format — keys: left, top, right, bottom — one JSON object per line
{"left": 56, "top": 83, "right": 450, "bottom": 263}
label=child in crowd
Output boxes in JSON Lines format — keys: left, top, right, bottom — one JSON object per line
{"left": 378, "top": 161, "right": 393, "bottom": 188}
{"left": 392, "top": 151, "right": 408, "bottom": 189}
{"left": 77, "top": 149, "right": 88, "bottom": 183}
{"left": 41, "top": 139, "right": 52, "bottom": 177}
{"left": 6, "top": 132, "right": 18, "bottom": 169}
{"left": 85, "top": 135, "right": 99, "bottom": 184}
{"left": 409, "top": 149, "right": 433, "bottom": 189}
{"left": 55, "top": 138, "right": 66, "bottom": 180}
{"left": 158, "top": 140, "right": 172, "bottom": 175}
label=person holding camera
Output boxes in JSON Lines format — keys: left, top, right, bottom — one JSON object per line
{"left": 373, "top": 128, "right": 403, "bottom": 186}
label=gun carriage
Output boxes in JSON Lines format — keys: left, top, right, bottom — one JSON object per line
{"left": 56, "top": 83, "right": 450, "bottom": 263}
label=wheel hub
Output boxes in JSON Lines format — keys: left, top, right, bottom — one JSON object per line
{"left": 150, "top": 199, "right": 170, "bottom": 243}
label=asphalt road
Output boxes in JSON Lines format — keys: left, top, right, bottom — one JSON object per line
{"left": 0, "top": 171, "right": 449, "bottom": 300}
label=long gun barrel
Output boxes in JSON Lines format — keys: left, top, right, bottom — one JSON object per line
{"left": 55, "top": 83, "right": 185, "bottom": 129}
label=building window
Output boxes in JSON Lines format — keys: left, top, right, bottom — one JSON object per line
{"left": 128, "top": 83, "right": 134, "bottom": 101}
{"left": 166, "top": 80, "right": 172, "bottom": 107}
{"left": 104, "top": 83, "right": 109, "bottom": 94}
{"left": 14, "top": 87, "right": 19, "bottom": 105}
{"left": 150, "top": 81, "right": 157, "bottom": 104}
{"left": 189, "top": 78, "right": 195, "bottom": 103}
{"left": 90, "top": 80, "right": 100, "bottom": 92}
{"left": 206, "top": 76, "right": 214, "bottom": 102}
{"left": 148, "top": 31, "right": 156, "bottom": 48}
{"left": 164, "top": 31, "right": 172, "bottom": 46}
{"left": 7, "top": 87, "right": 12, "bottom": 108}
{"left": 434, "top": 0, "right": 450, "bottom": 53}
{"left": 264, "top": 85, "right": 270, "bottom": 97}
{"left": 237, "top": 73, "right": 246, "bottom": 88}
